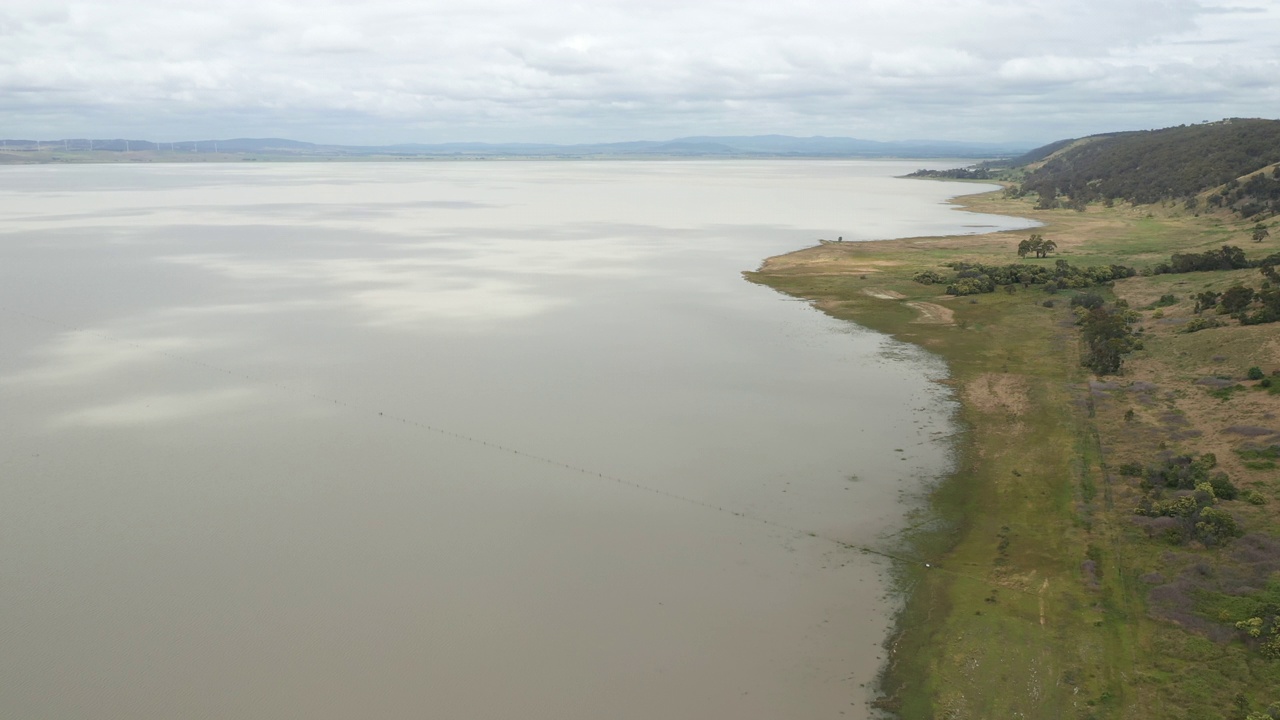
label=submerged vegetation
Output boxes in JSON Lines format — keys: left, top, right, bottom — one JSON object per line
{"left": 747, "top": 129, "right": 1280, "bottom": 717}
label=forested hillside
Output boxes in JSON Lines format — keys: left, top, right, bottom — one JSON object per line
{"left": 1016, "top": 119, "right": 1280, "bottom": 217}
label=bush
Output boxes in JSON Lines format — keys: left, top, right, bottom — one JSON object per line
{"left": 1182, "top": 317, "right": 1226, "bottom": 333}
{"left": 1194, "top": 290, "right": 1219, "bottom": 313}
{"left": 946, "top": 277, "right": 994, "bottom": 296}
{"left": 1220, "top": 285, "right": 1256, "bottom": 314}
{"left": 1248, "top": 366, "right": 1266, "bottom": 380}
{"left": 1071, "top": 292, "right": 1106, "bottom": 309}
{"left": 1194, "top": 506, "right": 1244, "bottom": 545}
{"left": 913, "top": 270, "right": 947, "bottom": 285}
{"left": 1042, "top": 300, "right": 1055, "bottom": 308}
{"left": 1207, "top": 471, "right": 1239, "bottom": 500}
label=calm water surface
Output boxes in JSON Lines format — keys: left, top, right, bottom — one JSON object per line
{"left": 0, "top": 161, "right": 1032, "bottom": 719}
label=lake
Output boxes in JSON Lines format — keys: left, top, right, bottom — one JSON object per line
{"left": 0, "top": 160, "right": 1032, "bottom": 719}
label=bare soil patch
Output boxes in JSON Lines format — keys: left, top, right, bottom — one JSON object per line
{"left": 963, "top": 373, "right": 1031, "bottom": 416}
{"left": 863, "top": 288, "right": 907, "bottom": 300}
{"left": 756, "top": 245, "right": 904, "bottom": 275}
{"left": 906, "top": 301, "right": 955, "bottom": 325}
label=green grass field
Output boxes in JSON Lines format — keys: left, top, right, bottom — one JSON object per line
{"left": 747, "top": 188, "right": 1280, "bottom": 719}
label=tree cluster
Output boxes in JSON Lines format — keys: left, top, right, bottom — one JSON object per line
{"left": 1185, "top": 254, "right": 1280, "bottom": 326}
{"left": 1133, "top": 453, "right": 1244, "bottom": 545}
{"left": 1007, "top": 137, "right": 1077, "bottom": 166}
{"left": 921, "top": 259, "right": 1135, "bottom": 296}
{"left": 1125, "top": 452, "right": 1280, "bottom": 666}
{"left": 1013, "top": 119, "right": 1280, "bottom": 213}
{"left": 1152, "top": 245, "right": 1252, "bottom": 274}
{"left": 1238, "top": 616, "right": 1280, "bottom": 661}
{"left": 1206, "top": 169, "right": 1280, "bottom": 219}
{"left": 906, "top": 166, "right": 997, "bottom": 180}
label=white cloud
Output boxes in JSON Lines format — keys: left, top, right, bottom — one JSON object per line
{"left": 997, "top": 56, "right": 1109, "bottom": 85}
{"left": 0, "top": 0, "right": 1276, "bottom": 144}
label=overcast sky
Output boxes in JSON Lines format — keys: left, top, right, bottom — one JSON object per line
{"left": 2, "top": 0, "right": 1277, "bottom": 146}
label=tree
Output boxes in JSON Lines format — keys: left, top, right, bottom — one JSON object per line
{"left": 1016, "top": 234, "right": 1058, "bottom": 258}
{"left": 1035, "top": 188, "right": 1057, "bottom": 210}
{"left": 1079, "top": 305, "right": 1140, "bottom": 375}
{"left": 1253, "top": 223, "right": 1271, "bottom": 243}
{"left": 1220, "top": 285, "right": 1256, "bottom": 314}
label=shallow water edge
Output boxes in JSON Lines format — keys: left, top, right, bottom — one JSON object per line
{"left": 746, "top": 181, "right": 1042, "bottom": 715}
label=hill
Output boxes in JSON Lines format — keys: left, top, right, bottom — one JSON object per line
{"left": 1014, "top": 119, "right": 1280, "bottom": 216}
{"left": 0, "top": 134, "right": 1030, "bottom": 162}
{"left": 752, "top": 120, "right": 1280, "bottom": 719}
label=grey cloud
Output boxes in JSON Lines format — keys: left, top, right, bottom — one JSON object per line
{"left": 0, "top": 0, "right": 1276, "bottom": 144}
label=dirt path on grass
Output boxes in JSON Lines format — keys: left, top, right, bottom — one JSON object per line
{"left": 862, "top": 288, "right": 906, "bottom": 300}
{"left": 906, "top": 301, "right": 955, "bottom": 325}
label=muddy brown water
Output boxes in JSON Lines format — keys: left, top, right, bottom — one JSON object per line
{"left": 0, "top": 160, "right": 1033, "bottom": 719}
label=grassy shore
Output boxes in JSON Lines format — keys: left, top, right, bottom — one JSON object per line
{"left": 747, "top": 188, "right": 1280, "bottom": 719}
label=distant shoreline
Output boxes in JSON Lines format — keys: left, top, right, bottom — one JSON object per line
{"left": 0, "top": 134, "right": 1028, "bottom": 165}
{"left": 0, "top": 151, "right": 1009, "bottom": 165}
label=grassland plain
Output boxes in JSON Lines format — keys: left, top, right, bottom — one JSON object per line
{"left": 746, "top": 188, "right": 1280, "bottom": 720}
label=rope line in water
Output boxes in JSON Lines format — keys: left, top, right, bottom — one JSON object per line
{"left": 5, "top": 306, "right": 1037, "bottom": 595}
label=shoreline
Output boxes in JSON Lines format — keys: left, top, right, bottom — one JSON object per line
{"left": 0, "top": 153, "right": 1013, "bottom": 166}
{"left": 747, "top": 183, "right": 1280, "bottom": 717}
{"left": 748, "top": 183, "right": 1047, "bottom": 716}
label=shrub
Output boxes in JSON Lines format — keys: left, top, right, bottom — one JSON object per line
{"left": 1071, "top": 292, "right": 1106, "bottom": 309}
{"left": 913, "top": 270, "right": 947, "bottom": 285}
{"left": 1194, "top": 506, "right": 1243, "bottom": 545}
{"left": 1248, "top": 366, "right": 1266, "bottom": 380}
{"left": 1263, "top": 634, "right": 1280, "bottom": 660}
{"left": 946, "top": 277, "right": 994, "bottom": 296}
{"left": 1207, "top": 471, "right": 1239, "bottom": 500}
{"left": 1209, "top": 384, "right": 1247, "bottom": 400}
{"left": 1194, "top": 290, "right": 1219, "bottom": 313}
{"left": 1220, "top": 285, "right": 1256, "bottom": 314}
{"left": 1182, "top": 317, "right": 1226, "bottom": 334}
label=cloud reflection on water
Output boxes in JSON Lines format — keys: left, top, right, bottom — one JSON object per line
{"left": 50, "top": 387, "right": 264, "bottom": 428}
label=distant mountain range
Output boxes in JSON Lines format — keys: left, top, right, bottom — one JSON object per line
{"left": 0, "top": 134, "right": 1031, "bottom": 159}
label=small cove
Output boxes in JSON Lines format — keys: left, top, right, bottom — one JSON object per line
{"left": 0, "top": 160, "right": 1035, "bottom": 719}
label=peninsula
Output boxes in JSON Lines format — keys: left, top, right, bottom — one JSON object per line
{"left": 748, "top": 118, "right": 1280, "bottom": 719}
